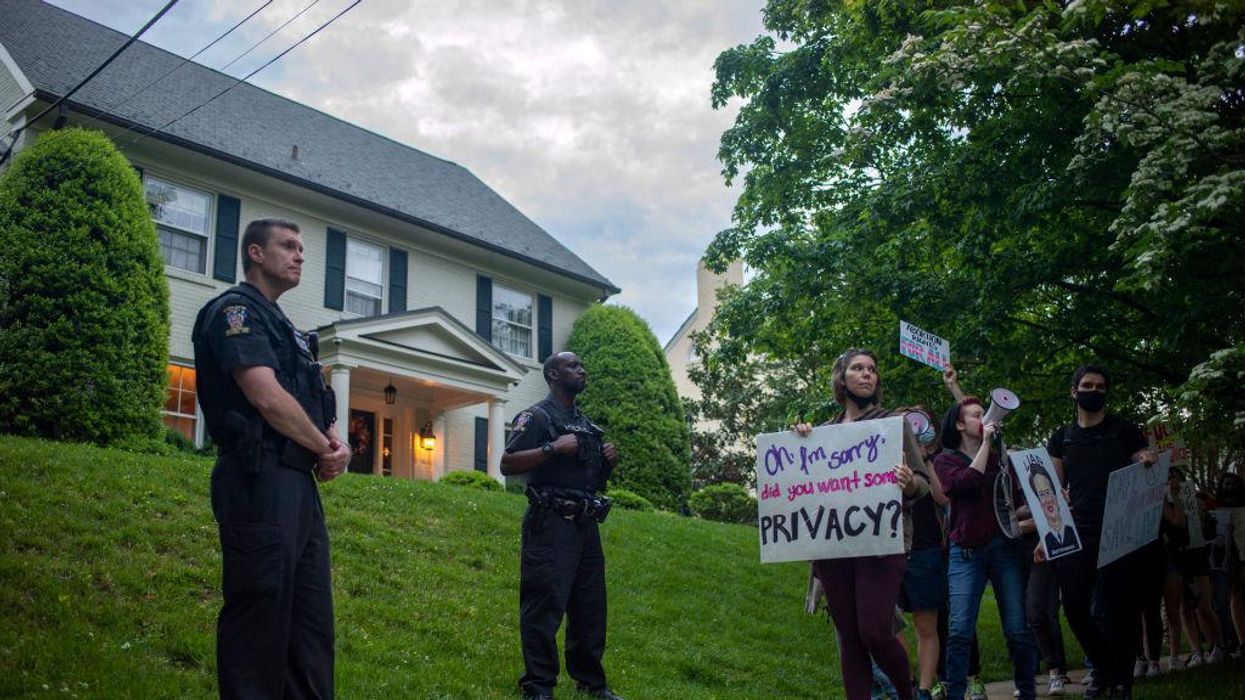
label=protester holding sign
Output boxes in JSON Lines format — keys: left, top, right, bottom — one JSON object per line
{"left": 933, "top": 398, "right": 1037, "bottom": 700}
{"left": 792, "top": 348, "right": 929, "bottom": 700}
{"left": 1044, "top": 364, "right": 1154, "bottom": 699}
{"left": 894, "top": 406, "right": 949, "bottom": 700}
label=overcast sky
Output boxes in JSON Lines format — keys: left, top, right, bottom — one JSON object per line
{"left": 48, "top": 0, "right": 766, "bottom": 344}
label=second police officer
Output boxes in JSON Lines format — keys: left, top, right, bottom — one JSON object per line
{"left": 193, "top": 218, "right": 351, "bottom": 699}
{"left": 501, "top": 351, "right": 624, "bottom": 700}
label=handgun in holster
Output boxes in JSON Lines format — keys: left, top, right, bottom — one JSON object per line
{"left": 225, "top": 410, "right": 263, "bottom": 475}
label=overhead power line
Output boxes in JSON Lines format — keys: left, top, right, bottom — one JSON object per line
{"left": 0, "top": 0, "right": 181, "bottom": 165}
{"left": 76, "top": 1, "right": 276, "bottom": 132}
{"left": 219, "top": 0, "right": 320, "bottom": 72}
{"left": 37, "top": 0, "right": 364, "bottom": 181}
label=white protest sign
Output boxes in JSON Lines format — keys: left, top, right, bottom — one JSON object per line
{"left": 899, "top": 320, "right": 950, "bottom": 371}
{"left": 1012, "top": 448, "right": 1081, "bottom": 561}
{"left": 755, "top": 417, "right": 905, "bottom": 563}
{"left": 1098, "top": 451, "right": 1171, "bottom": 568}
{"left": 1143, "top": 422, "right": 1192, "bottom": 467}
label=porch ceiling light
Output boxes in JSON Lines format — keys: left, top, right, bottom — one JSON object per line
{"left": 384, "top": 378, "right": 397, "bottom": 405}
{"left": 419, "top": 421, "right": 436, "bottom": 451}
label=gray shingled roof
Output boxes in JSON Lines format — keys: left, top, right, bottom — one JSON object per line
{"left": 0, "top": 0, "right": 618, "bottom": 294}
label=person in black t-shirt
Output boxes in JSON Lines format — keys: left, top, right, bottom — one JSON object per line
{"left": 1042, "top": 364, "right": 1153, "bottom": 700}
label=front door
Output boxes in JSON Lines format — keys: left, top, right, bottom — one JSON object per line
{"left": 347, "top": 409, "right": 375, "bottom": 475}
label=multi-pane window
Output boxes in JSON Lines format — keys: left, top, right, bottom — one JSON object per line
{"left": 164, "top": 364, "right": 198, "bottom": 441}
{"left": 145, "top": 176, "right": 212, "bottom": 274}
{"left": 492, "top": 284, "right": 533, "bottom": 357}
{"left": 345, "top": 238, "right": 383, "bottom": 316}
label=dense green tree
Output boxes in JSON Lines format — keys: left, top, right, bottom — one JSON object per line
{"left": 0, "top": 128, "right": 169, "bottom": 444}
{"left": 566, "top": 305, "right": 692, "bottom": 510}
{"left": 702, "top": 1, "right": 1244, "bottom": 464}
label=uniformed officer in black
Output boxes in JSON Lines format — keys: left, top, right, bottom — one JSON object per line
{"left": 193, "top": 218, "right": 351, "bottom": 700}
{"left": 502, "top": 352, "right": 624, "bottom": 700}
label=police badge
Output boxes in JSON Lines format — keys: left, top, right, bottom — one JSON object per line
{"left": 223, "top": 305, "right": 250, "bottom": 336}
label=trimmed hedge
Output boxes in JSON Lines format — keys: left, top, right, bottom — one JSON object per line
{"left": 0, "top": 129, "right": 169, "bottom": 444}
{"left": 567, "top": 304, "right": 691, "bottom": 511}
{"left": 607, "top": 488, "right": 655, "bottom": 512}
{"left": 439, "top": 469, "right": 503, "bottom": 491}
{"left": 688, "top": 483, "right": 757, "bottom": 524}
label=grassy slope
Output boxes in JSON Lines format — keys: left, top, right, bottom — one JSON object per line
{"left": 1, "top": 436, "right": 1241, "bottom": 699}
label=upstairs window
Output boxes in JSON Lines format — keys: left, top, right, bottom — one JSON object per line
{"left": 345, "top": 238, "right": 383, "bottom": 316}
{"left": 145, "top": 175, "right": 212, "bottom": 274}
{"left": 492, "top": 284, "right": 533, "bottom": 357}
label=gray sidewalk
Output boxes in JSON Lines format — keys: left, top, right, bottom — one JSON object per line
{"left": 982, "top": 669, "right": 1089, "bottom": 699}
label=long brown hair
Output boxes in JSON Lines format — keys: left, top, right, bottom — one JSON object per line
{"left": 831, "top": 348, "right": 882, "bottom": 407}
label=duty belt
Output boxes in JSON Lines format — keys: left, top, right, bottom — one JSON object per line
{"left": 526, "top": 486, "right": 612, "bottom": 524}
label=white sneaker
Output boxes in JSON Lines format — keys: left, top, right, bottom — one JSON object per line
{"left": 1133, "top": 658, "right": 1145, "bottom": 679}
{"left": 1048, "top": 675, "right": 1067, "bottom": 696}
{"left": 1209, "top": 646, "right": 1225, "bottom": 663}
{"left": 1188, "top": 651, "right": 1204, "bottom": 668}
{"left": 1146, "top": 661, "right": 1161, "bottom": 678}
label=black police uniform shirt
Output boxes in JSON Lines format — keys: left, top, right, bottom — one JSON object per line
{"left": 195, "top": 282, "right": 310, "bottom": 444}
{"left": 505, "top": 396, "right": 606, "bottom": 494}
{"left": 1046, "top": 415, "right": 1146, "bottom": 538}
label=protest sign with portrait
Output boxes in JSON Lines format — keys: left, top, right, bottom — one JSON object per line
{"left": 1012, "top": 448, "right": 1081, "bottom": 560}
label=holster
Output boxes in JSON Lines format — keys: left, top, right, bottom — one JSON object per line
{"left": 526, "top": 486, "right": 612, "bottom": 524}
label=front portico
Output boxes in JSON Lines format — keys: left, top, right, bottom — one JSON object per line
{"left": 316, "top": 307, "right": 527, "bottom": 482}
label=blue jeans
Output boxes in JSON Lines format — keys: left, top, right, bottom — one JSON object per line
{"left": 946, "top": 535, "right": 1037, "bottom": 700}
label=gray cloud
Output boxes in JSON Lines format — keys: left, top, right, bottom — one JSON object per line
{"left": 50, "top": 0, "right": 765, "bottom": 342}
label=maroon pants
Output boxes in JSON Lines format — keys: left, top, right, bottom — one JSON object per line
{"left": 814, "top": 554, "right": 910, "bottom": 700}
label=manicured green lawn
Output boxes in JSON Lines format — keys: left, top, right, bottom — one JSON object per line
{"left": 2, "top": 435, "right": 1241, "bottom": 698}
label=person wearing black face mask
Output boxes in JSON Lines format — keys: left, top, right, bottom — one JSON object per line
{"left": 1042, "top": 364, "right": 1155, "bottom": 700}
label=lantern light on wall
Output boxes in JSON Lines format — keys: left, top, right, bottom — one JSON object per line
{"left": 419, "top": 421, "right": 436, "bottom": 451}
{"left": 383, "top": 378, "right": 397, "bottom": 405}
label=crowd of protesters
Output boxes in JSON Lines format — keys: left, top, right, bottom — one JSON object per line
{"left": 797, "top": 350, "right": 1243, "bottom": 700}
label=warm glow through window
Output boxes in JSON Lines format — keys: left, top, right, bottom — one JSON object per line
{"left": 164, "top": 364, "right": 198, "bottom": 440}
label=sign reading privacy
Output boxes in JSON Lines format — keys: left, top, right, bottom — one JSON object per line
{"left": 755, "top": 417, "right": 905, "bottom": 563}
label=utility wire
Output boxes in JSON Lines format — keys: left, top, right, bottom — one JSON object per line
{"left": 0, "top": 0, "right": 180, "bottom": 165}
{"left": 219, "top": 0, "right": 319, "bottom": 72}
{"left": 37, "top": 0, "right": 363, "bottom": 181}
{"left": 76, "top": 0, "right": 275, "bottom": 132}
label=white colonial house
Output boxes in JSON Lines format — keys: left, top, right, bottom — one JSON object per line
{"left": 663, "top": 259, "right": 743, "bottom": 419}
{"left": 0, "top": 0, "right": 618, "bottom": 481}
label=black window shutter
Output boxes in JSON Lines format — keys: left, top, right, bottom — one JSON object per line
{"left": 324, "top": 227, "right": 346, "bottom": 310}
{"left": 538, "top": 294, "right": 553, "bottom": 362}
{"left": 133, "top": 165, "right": 144, "bottom": 179}
{"left": 475, "top": 275, "right": 492, "bottom": 341}
{"left": 212, "top": 194, "right": 241, "bottom": 283}
{"left": 474, "top": 417, "right": 489, "bottom": 472}
{"left": 389, "top": 248, "right": 408, "bottom": 313}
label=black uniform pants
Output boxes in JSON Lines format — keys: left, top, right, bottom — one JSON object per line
{"left": 1055, "top": 539, "right": 1155, "bottom": 692}
{"left": 518, "top": 506, "right": 608, "bottom": 696}
{"left": 211, "top": 455, "right": 334, "bottom": 700}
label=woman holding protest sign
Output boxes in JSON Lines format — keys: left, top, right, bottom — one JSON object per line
{"left": 794, "top": 348, "right": 930, "bottom": 700}
{"left": 933, "top": 398, "right": 1037, "bottom": 700}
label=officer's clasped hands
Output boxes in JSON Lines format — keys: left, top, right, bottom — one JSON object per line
{"left": 315, "top": 437, "right": 350, "bottom": 482}
{"left": 602, "top": 442, "right": 619, "bottom": 467}
{"left": 550, "top": 433, "right": 579, "bottom": 455}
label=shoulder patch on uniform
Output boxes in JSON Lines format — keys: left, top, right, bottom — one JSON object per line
{"left": 512, "top": 411, "right": 533, "bottom": 433}
{"left": 223, "top": 305, "right": 251, "bottom": 336}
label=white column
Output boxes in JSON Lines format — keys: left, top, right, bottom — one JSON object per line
{"left": 433, "top": 413, "right": 448, "bottom": 480}
{"left": 329, "top": 364, "right": 353, "bottom": 436}
{"left": 487, "top": 397, "right": 508, "bottom": 484}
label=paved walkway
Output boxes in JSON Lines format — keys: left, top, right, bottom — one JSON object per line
{"left": 981, "top": 669, "right": 1090, "bottom": 699}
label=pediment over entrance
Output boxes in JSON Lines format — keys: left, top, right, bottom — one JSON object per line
{"left": 316, "top": 307, "right": 527, "bottom": 396}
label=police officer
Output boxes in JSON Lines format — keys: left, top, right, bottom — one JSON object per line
{"left": 193, "top": 218, "right": 351, "bottom": 700}
{"left": 501, "top": 352, "right": 623, "bottom": 700}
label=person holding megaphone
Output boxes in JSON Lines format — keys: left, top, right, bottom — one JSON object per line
{"left": 933, "top": 393, "right": 1038, "bottom": 700}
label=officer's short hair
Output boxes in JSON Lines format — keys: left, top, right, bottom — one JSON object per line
{"left": 241, "top": 218, "right": 301, "bottom": 272}
{"left": 543, "top": 352, "right": 569, "bottom": 384}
